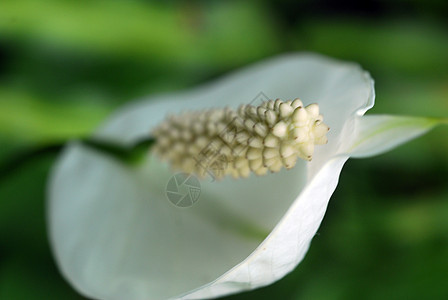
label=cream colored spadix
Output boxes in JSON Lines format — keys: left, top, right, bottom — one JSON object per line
{"left": 152, "top": 99, "right": 329, "bottom": 179}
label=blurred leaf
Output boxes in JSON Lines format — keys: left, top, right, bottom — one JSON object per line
{"left": 372, "top": 78, "right": 448, "bottom": 118}
{"left": 0, "top": 156, "right": 86, "bottom": 300}
{"left": 295, "top": 19, "right": 448, "bottom": 77}
{"left": 0, "top": 87, "right": 113, "bottom": 142}
{"left": 0, "top": 0, "right": 280, "bottom": 67}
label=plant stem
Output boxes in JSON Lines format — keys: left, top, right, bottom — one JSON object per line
{"left": 0, "top": 137, "right": 156, "bottom": 181}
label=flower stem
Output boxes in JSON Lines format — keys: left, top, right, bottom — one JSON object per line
{"left": 81, "top": 137, "right": 156, "bottom": 165}
{"left": 0, "top": 136, "right": 156, "bottom": 182}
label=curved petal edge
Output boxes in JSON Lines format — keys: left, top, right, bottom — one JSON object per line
{"left": 346, "top": 115, "right": 442, "bottom": 158}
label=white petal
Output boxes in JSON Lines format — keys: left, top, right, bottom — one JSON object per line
{"left": 49, "top": 144, "right": 307, "bottom": 300}
{"left": 48, "top": 53, "right": 375, "bottom": 299}
{"left": 345, "top": 115, "right": 440, "bottom": 158}
{"left": 180, "top": 157, "right": 349, "bottom": 299}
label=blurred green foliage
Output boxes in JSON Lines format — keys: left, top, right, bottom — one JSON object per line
{"left": 0, "top": 0, "right": 447, "bottom": 299}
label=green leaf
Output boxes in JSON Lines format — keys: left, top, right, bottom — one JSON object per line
{"left": 0, "top": 88, "right": 113, "bottom": 142}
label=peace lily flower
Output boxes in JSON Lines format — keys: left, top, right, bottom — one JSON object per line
{"left": 48, "top": 53, "right": 441, "bottom": 300}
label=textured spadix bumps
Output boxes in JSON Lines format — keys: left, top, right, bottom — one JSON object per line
{"left": 152, "top": 99, "right": 329, "bottom": 179}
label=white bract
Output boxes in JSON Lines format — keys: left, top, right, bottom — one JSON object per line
{"left": 48, "top": 54, "right": 440, "bottom": 300}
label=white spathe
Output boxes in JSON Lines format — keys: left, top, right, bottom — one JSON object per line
{"left": 48, "top": 53, "right": 438, "bottom": 300}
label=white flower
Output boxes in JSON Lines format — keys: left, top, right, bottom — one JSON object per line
{"left": 48, "top": 53, "right": 440, "bottom": 300}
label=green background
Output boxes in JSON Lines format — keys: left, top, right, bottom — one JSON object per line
{"left": 0, "top": 0, "right": 447, "bottom": 299}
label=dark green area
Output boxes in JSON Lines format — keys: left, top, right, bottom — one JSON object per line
{"left": 1, "top": 0, "right": 447, "bottom": 299}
